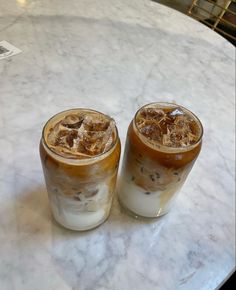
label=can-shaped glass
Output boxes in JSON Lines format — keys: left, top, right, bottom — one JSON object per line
{"left": 118, "top": 102, "right": 203, "bottom": 218}
{"left": 40, "top": 109, "right": 121, "bottom": 230}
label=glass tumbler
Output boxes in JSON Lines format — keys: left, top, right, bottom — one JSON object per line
{"left": 118, "top": 102, "right": 203, "bottom": 218}
{"left": 40, "top": 109, "right": 121, "bottom": 230}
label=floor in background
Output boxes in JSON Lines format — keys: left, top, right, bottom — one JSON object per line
{"left": 152, "top": 0, "right": 191, "bottom": 14}
{"left": 220, "top": 272, "right": 235, "bottom": 289}
{"left": 152, "top": 0, "right": 236, "bottom": 45}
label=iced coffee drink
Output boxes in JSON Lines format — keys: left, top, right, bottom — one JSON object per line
{"left": 40, "top": 109, "right": 120, "bottom": 230}
{"left": 118, "top": 102, "right": 203, "bottom": 218}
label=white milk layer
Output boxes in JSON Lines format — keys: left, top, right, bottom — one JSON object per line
{"left": 118, "top": 177, "right": 179, "bottom": 217}
{"left": 51, "top": 203, "right": 108, "bottom": 230}
{"left": 48, "top": 182, "right": 111, "bottom": 230}
{"left": 118, "top": 177, "right": 162, "bottom": 217}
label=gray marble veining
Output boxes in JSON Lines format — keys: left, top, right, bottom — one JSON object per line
{"left": 0, "top": 0, "right": 235, "bottom": 289}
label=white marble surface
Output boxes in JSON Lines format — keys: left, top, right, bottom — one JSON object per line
{"left": 0, "top": 0, "right": 235, "bottom": 289}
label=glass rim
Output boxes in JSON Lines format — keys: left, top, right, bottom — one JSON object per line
{"left": 133, "top": 102, "right": 204, "bottom": 153}
{"left": 42, "top": 108, "right": 119, "bottom": 164}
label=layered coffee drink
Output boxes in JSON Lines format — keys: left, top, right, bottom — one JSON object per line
{"left": 118, "top": 102, "right": 203, "bottom": 218}
{"left": 40, "top": 109, "right": 120, "bottom": 230}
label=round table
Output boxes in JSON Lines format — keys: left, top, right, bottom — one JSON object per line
{"left": 0, "top": 0, "right": 235, "bottom": 289}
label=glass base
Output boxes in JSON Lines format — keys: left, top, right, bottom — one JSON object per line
{"left": 118, "top": 197, "right": 169, "bottom": 220}
{"left": 51, "top": 210, "right": 110, "bottom": 231}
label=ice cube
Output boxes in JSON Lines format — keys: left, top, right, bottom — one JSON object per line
{"left": 47, "top": 122, "right": 62, "bottom": 145}
{"left": 79, "top": 131, "right": 106, "bottom": 155}
{"left": 62, "top": 114, "right": 84, "bottom": 129}
{"left": 139, "top": 121, "right": 162, "bottom": 142}
{"left": 83, "top": 114, "right": 110, "bottom": 131}
{"left": 47, "top": 127, "right": 58, "bottom": 146}
{"left": 162, "top": 133, "right": 172, "bottom": 146}
{"left": 164, "top": 114, "right": 197, "bottom": 147}
{"left": 54, "top": 130, "right": 69, "bottom": 147}
{"left": 65, "top": 130, "right": 78, "bottom": 147}
{"left": 168, "top": 108, "right": 184, "bottom": 118}
{"left": 139, "top": 108, "right": 165, "bottom": 120}
{"left": 47, "top": 120, "right": 79, "bottom": 148}
{"left": 174, "top": 115, "right": 189, "bottom": 129}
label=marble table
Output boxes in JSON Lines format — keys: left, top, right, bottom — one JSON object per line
{"left": 0, "top": 0, "right": 235, "bottom": 289}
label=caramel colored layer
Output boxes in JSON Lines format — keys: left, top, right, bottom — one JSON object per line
{"left": 40, "top": 138, "right": 121, "bottom": 183}
{"left": 128, "top": 121, "right": 201, "bottom": 169}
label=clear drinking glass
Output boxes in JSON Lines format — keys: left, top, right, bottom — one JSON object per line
{"left": 40, "top": 109, "right": 121, "bottom": 230}
{"left": 118, "top": 102, "right": 203, "bottom": 218}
